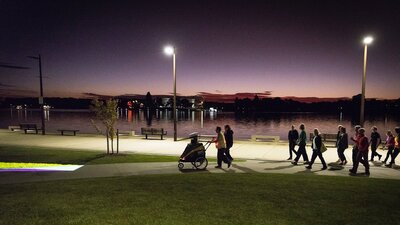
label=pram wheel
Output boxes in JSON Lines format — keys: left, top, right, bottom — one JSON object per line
{"left": 194, "top": 157, "right": 208, "bottom": 170}
{"left": 178, "top": 162, "right": 184, "bottom": 170}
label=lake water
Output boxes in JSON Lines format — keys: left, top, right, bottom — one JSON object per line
{"left": 1, "top": 108, "right": 399, "bottom": 140}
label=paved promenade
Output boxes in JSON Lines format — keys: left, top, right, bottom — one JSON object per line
{"left": 0, "top": 129, "right": 399, "bottom": 184}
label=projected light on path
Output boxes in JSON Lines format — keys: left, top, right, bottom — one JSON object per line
{"left": 0, "top": 162, "right": 83, "bottom": 172}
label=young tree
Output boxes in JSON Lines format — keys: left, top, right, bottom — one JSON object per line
{"left": 90, "top": 98, "right": 119, "bottom": 154}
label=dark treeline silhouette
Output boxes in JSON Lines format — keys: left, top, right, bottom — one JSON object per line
{"left": 232, "top": 94, "right": 400, "bottom": 115}
{"left": 1, "top": 97, "right": 92, "bottom": 109}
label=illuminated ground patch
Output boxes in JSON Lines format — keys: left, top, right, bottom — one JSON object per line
{"left": 0, "top": 162, "right": 83, "bottom": 172}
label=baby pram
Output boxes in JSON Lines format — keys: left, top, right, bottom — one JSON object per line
{"left": 178, "top": 133, "right": 212, "bottom": 170}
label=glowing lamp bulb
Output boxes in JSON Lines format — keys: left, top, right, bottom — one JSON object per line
{"left": 164, "top": 46, "right": 175, "bottom": 55}
{"left": 363, "top": 36, "right": 373, "bottom": 45}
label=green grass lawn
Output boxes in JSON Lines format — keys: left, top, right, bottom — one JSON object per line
{"left": 0, "top": 173, "right": 399, "bottom": 225}
{"left": 0, "top": 145, "right": 178, "bottom": 165}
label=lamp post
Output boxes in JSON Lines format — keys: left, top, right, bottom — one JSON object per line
{"left": 28, "top": 54, "right": 45, "bottom": 135}
{"left": 360, "top": 36, "right": 373, "bottom": 127}
{"left": 164, "top": 46, "right": 177, "bottom": 141}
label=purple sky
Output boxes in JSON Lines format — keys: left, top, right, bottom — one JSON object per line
{"left": 1, "top": 0, "right": 400, "bottom": 99}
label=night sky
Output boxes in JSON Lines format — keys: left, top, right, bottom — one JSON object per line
{"left": 1, "top": 0, "right": 399, "bottom": 100}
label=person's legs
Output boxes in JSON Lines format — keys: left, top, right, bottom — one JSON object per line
{"left": 318, "top": 151, "right": 327, "bottom": 168}
{"left": 351, "top": 151, "right": 362, "bottom": 173}
{"left": 225, "top": 147, "right": 233, "bottom": 161}
{"left": 307, "top": 151, "right": 318, "bottom": 168}
{"left": 361, "top": 151, "right": 370, "bottom": 174}
{"left": 352, "top": 148, "right": 358, "bottom": 164}
{"left": 289, "top": 142, "right": 294, "bottom": 159}
{"left": 384, "top": 146, "right": 393, "bottom": 163}
{"left": 302, "top": 146, "right": 309, "bottom": 162}
{"left": 370, "top": 145, "right": 381, "bottom": 161}
{"left": 217, "top": 148, "right": 223, "bottom": 167}
{"left": 390, "top": 148, "right": 400, "bottom": 165}
{"left": 293, "top": 146, "right": 303, "bottom": 163}
{"left": 338, "top": 148, "right": 344, "bottom": 161}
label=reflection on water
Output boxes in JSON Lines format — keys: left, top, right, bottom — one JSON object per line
{"left": 1, "top": 108, "right": 399, "bottom": 140}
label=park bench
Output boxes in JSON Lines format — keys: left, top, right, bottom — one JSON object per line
{"left": 309, "top": 133, "right": 338, "bottom": 146}
{"left": 251, "top": 135, "right": 280, "bottom": 143}
{"left": 19, "top": 123, "right": 40, "bottom": 134}
{"left": 141, "top": 128, "right": 167, "bottom": 140}
{"left": 57, "top": 129, "right": 80, "bottom": 136}
{"left": 8, "top": 125, "right": 20, "bottom": 131}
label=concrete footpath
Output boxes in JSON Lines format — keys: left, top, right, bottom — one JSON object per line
{"left": 0, "top": 129, "right": 399, "bottom": 184}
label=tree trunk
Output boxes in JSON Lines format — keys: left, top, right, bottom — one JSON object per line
{"left": 106, "top": 129, "right": 110, "bottom": 154}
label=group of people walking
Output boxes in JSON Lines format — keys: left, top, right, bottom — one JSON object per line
{"left": 213, "top": 125, "right": 234, "bottom": 169}
{"left": 288, "top": 123, "right": 400, "bottom": 175}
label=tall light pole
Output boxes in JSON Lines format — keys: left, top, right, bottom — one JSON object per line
{"left": 360, "top": 36, "right": 373, "bottom": 127}
{"left": 28, "top": 54, "right": 45, "bottom": 135}
{"left": 164, "top": 46, "right": 177, "bottom": 141}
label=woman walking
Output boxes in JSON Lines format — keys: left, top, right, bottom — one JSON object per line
{"left": 305, "top": 128, "right": 327, "bottom": 170}
{"left": 386, "top": 127, "right": 400, "bottom": 168}
{"left": 224, "top": 125, "right": 234, "bottom": 162}
{"left": 292, "top": 123, "right": 309, "bottom": 165}
{"left": 337, "top": 126, "right": 348, "bottom": 165}
{"left": 382, "top": 130, "right": 394, "bottom": 164}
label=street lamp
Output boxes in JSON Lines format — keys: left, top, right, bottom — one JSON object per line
{"left": 28, "top": 54, "right": 45, "bottom": 135}
{"left": 360, "top": 36, "right": 373, "bottom": 126}
{"left": 164, "top": 45, "right": 177, "bottom": 141}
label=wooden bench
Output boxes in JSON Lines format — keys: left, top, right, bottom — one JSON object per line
{"left": 8, "top": 125, "right": 21, "bottom": 131}
{"left": 57, "top": 129, "right": 80, "bottom": 136}
{"left": 141, "top": 128, "right": 167, "bottom": 140}
{"left": 20, "top": 123, "right": 40, "bottom": 134}
{"left": 251, "top": 135, "right": 280, "bottom": 143}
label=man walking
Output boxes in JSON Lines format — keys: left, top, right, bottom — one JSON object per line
{"left": 288, "top": 125, "right": 298, "bottom": 160}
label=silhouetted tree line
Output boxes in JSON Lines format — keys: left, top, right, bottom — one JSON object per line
{"left": 233, "top": 94, "right": 400, "bottom": 115}
{"left": 0, "top": 97, "right": 92, "bottom": 109}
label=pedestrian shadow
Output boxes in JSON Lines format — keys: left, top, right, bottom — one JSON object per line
{"left": 371, "top": 161, "right": 384, "bottom": 167}
{"left": 231, "top": 164, "right": 259, "bottom": 173}
{"left": 179, "top": 169, "right": 211, "bottom": 174}
{"left": 256, "top": 159, "right": 291, "bottom": 164}
{"left": 392, "top": 165, "right": 400, "bottom": 170}
{"left": 294, "top": 169, "right": 318, "bottom": 175}
{"left": 349, "top": 172, "right": 370, "bottom": 177}
{"left": 328, "top": 165, "right": 344, "bottom": 171}
{"left": 221, "top": 168, "right": 236, "bottom": 173}
{"left": 264, "top": 165, "right": 295, "bottom": 171}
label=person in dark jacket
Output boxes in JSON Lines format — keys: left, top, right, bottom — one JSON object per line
{"left": 287, "top": 125, "right": 299, "bottom": 160}
{"left": 306, "top": 128, "right": 327, "bottom": 170}
{"left": 349, "top": 128, "right": 370, "bottom": 176}
{"left": 369, "top": 126, "right": 382, "bottom": 161}
{"left": 335, "top": 125, "right": 343, "bottom": 162}
{"left": 224, "top": 125, "right": 234, "bottom": 162}
{"left": 337, "top": 126, "right": 349, "bottom": 165}
{"left": 291, "top": 123, "right": 309, "bottom": 165}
